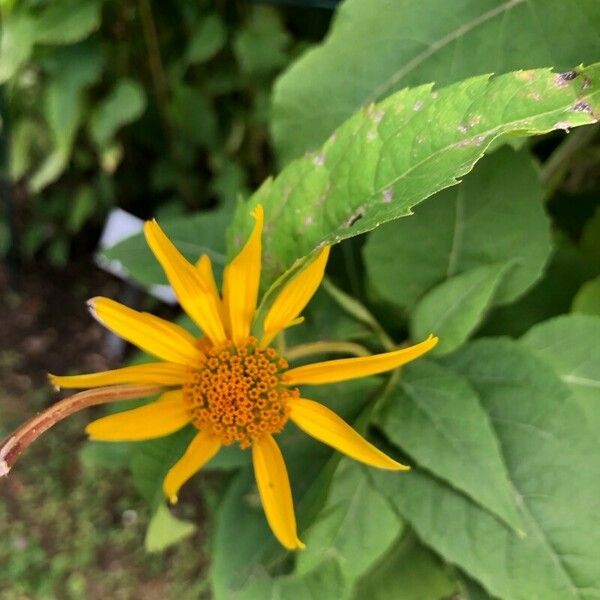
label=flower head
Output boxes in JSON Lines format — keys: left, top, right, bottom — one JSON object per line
{"left": 50, "top": 205, "right": 437, "bottom": 549}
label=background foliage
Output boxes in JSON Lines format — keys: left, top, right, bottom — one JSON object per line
{"left": 2, "top": 1, "right": 600, "bottom": 599}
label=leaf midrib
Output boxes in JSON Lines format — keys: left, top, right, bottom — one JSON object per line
{"left": 364, "top": 0, "right": 527, "bottom": 105}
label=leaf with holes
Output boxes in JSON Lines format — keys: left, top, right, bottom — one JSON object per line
{"left": 272, "top": 0, "right": 600, "bottom": 161}
{"left": 230, "top": 65, "right": 596, "bottom": 289}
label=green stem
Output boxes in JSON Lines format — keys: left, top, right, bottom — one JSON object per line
{"left": 322, "top": 278, "right": 395, "bottom": 351}
{"left": 137, "top": 0, "right": 171, "bottom": 141}
{"left": 541, "top": 124, "right": 599, "bottom": 200}
{"left": 285, "top": 341, "right": 371, "bottom": 362}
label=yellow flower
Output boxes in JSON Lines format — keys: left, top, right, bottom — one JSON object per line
{"left": 50, "top": 205, "right": 437, "bottom": 550}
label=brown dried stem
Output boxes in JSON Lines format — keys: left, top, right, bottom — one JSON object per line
{"left": 0, "top": 384, "right": 162, "bottom": 477}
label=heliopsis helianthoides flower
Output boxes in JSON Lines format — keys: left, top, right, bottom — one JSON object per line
{"left": 49, "top": 205, "right": 438, "bottom": 550}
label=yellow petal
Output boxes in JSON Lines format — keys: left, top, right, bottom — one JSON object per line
{"left": 49, "top": 362, "right": 190, "bottom": 389}
{"left": 89, "top": 297, "right": 203, "bottom": 367}
{"left": 289, "top": 398, "right": 408, "bottom": 470}
{"left": 261, "top": 246, "right": 330, "bottom": 347}
{"left": 284, "top": 335, "right": 438, "bottom": 385}
{"left": 196, "top": 253, "right": 227, "bottom": 328}
{"left": 252, "top": 434, "right": 304, "bottom": 550}
{"left": 144, "top": 220, "right": 227, "bottom": 345}
{"left": 223, "top": 205, "right": 264, "bottom": 344}
{"left": 86, "top": 390, "right": 190, "bottom": 441}
{"left": 163, "top": 430, "right": 221, "bottom": 503}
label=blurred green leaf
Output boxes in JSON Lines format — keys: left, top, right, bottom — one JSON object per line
{"left": 185, "top": 13, "right": 226, "bottom": 65}
{"left": 89, "top": 79, "right": 147, "bottom": 149}
{"left": 234, "top": 6, "right": 290, "bottom": 77}
{"left": 572, "top": 276, "right": 600, "bottom": 316}
{"left": 353, "top": 532, "right": 457, "bottom": 600}
{"left": 0, "top": 10, "right": 35, "bottom": 83}
{"left": 144, "top": 504, "right": 196, "bottom": 553}
{"left": 232, "top": 66, "right": 595, "bottom": 289}
{"left": 296, "top": 462, "right": 404, "bottom": 588}
{"left": 170, "top": 84, "right": 218, "bottom": 148}
{"left": 272, "top": 0, "right": 600, "bottom": 161}
{"left": 35, "top": 0, "right": 102, "bottom": 45}
{"left": 373, "top": 339, "right": 600, "bottom": 599}
{"left": 66, "top": 185, "right": 96, "bottom": 233}
{"left": 411, "top": 262, "right": 513, "bottom": 355}
{"left": 30, "top": 42, "right": 104, "bottom": 192}
{"left": 376, "top": 359, "right": 523, "bottom": 534}
{"left": 521, "top": 314, "right": 600, "bottom": 429}
{"left": 9, "top": 119, "right": 45, "bottom": 180}
{"left": 364, "top": 148, "right": 550, "bottom": 311}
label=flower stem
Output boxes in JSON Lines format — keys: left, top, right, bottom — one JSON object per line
{"left": 285, "top": 341, "right": 371, "bottom": 362}
{"left": 0, "top": 384, "right": 162, "bottom": 477}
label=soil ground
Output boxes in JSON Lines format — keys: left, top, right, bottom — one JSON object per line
{"left": 0, "top": 262, "right": 210, "bottom": 600}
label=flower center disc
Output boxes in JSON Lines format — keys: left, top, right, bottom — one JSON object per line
{"left": 184, "top": 337, "right": 298, "bottom": 448}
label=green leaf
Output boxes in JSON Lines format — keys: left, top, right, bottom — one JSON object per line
{"left": 35, "top": 0, "right": 101, "bottom": 45}
{"left": 481, "top": 239, "right": 596, "bottom": 337}
{"left": 296, "top": 462, "right": 404, "bottom": 588}
{"left": 272, "top": 0, "right": 600, "bottom": 161}
{"left": 89, "top": 79, "right": 147, "bottom": 149}
{"left": 9, "top": 118, "right": 45, "bottom": 180}
{"left": 364, "top": 148, "right": 550, "bottom": 311}
{"left": 185, "top": 13, "right": 226, "bottom": 65}
{"left": 231, "top": 65, "right": 595, "bottom": 289}
{"left": 130, "top": 427, "right": 196, "bottom": 508}
{"left": 521, "top": 314, "right": 600, "bottom": 429}
{"left": 101, "top": 208, "right": 230, "bottom": 287}
{"left": 572, "top": 276, "right": 600, "bottom": 316}
{"left": 376, "top": 359, "right": 523, "bottom": 534}
{"left": 29, "top": 42, "right": 104, "bottom": 192}
{"left": 233, "top": 6, "right": 290, "bottom": 77}
{"left": 411, "top": 262, "right": 513, "bottom": 355}
{"left": 580, "top": 207, "right": 600, "bottom": 267}
{"left": 373, "top": 339, "right": 600, "bottom": 599}
{"left": 66, "top": 185, "right": 96, "bottom": 233}
{"left": 0, "top": 10, "right": 35, "bottom": 83}
{"left": 144, "top": 503, "right": 196, "bottom": 553}
{"left": 169, "top": 84, "right": 218, "bottom": 148}
{"left": 353, "top": 532, "right": 457, "bottom": 600}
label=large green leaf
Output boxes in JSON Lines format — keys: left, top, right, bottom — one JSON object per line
{"left": 231, "top": 66, "right": 595, "bottom": 289}
{"left": 296, "top": 462, "right": 403, "bottom": 589}
{"left": 411, "top": 262, "right": 513, "bottom": 355}
{"left": 272, "top": 0, "right": 600, "bottom": 161}
{"left": 364, "top": 148, "right": 550, "bottom": 311}
{"left": 353, "top": 532, "right": 458, "bottom": 600}
{"left": 521, "top": 314, "right": 600, "bottom": 428}
{"left": 373, "top": 339, "right": 600, "bottom": 599}
{"left": 376, "top": 359, "right": 523, "bottom": 533}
